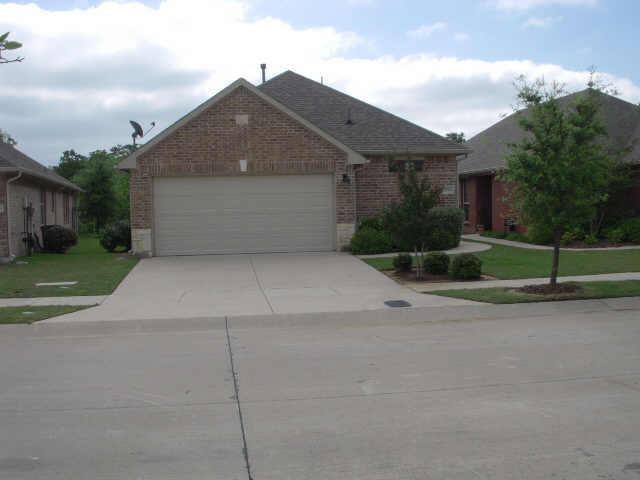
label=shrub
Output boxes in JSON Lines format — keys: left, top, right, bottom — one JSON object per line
{"left": 100, "top": 220, "right": 132, "bottom": 253}
{"left": 423, "top": 251, "right": 450, "bottom": 275}
{"left": 505, "top": 232, "right": 528, "bottom": 242}
{"left": 527, "top": 223, "right": 554, "bottom": 245}
{"left": 619, "top": 217, "right": 640, "bottom": 244}
{"left": 423, "top": 207, "right": 465, "bottom": 250}
{"left": 450, "top": 253, "right": 482, "bottom": 280}
{"left": 584, "top": 233, "right": 598, "bottom": 245}
{"left": 41, "top": 225, "right": 78, "bottom": 253}
{"left": 350, "top": 227, "right": 393, "bottom": 255}
{"left": 358, "top": 216, "right": 385, "bottom": 232}
{"left": 606, "top": 228, "right": 625, "bottom": 244}
{"left": 392, "top": 253, "right": 413, "bottom": 272}
{"left": 481, "top": 230, "right": 506, "bottom": 239}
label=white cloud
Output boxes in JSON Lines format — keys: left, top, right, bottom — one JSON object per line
{"left": 407, "top": 22, "right": 448, "bottom": 39}
{"left": 0, "top": 0, "right": 637, "bottom": 165}
{"left": 454, "top": 32, "right": 471, "bottom": 41}
{"left": 522, "top": 15, "right": 563, "bottom": 28}
{"left": 488, "top": 0, "right": 596, "bottom": 10}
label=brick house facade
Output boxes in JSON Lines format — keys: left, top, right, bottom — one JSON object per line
{"left": 120, "top": 72, "right": 468, "bottom": 256}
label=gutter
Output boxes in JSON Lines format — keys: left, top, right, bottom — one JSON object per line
{"left": 0, "top": 167, "right": 82, "bottom": 192}
{"left": 5, "top": 171, "right": 22, "bottom": 259}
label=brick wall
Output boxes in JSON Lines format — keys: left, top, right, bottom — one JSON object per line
{"left": 130, "top": 85, "right": 354, "bottom": 254}
{"left": 354, "top": 155, "right": 459, "bottom": 220}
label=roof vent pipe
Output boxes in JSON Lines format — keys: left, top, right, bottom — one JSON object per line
{"left": 260, "top": 63, "right": 266, "bottom": 84}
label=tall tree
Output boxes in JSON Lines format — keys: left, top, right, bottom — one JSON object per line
{"left": 54, "top": 150, "right": 88, "bottom": 180}
{"left": 0, "top": 129, "right": 16, "bottom": 145}
{"left": 75, "top": 151, "right": 117, "bottom": 232}
{"left": 0, "top": 32, "right": 23, "bottom": 64}
{"left": 502, "top": 77, "right": 614, "bottom": 288}
{"left": 445, "top": 132, "right": 466, "bottom": 144}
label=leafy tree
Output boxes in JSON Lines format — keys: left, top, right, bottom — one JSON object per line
{"left": 445, "top": 132, "right": 466, "bottom": 143}
{"left": 54, "top": 150, "right": 88, "bottom": 180}
{"left": 0, "top": 129, "right": 16, "bottom": 145}
{"left": 383, "top": 165, "right": 441, "bottom": 252}
{"left": 0, "top": 32, "right": 23, "bottom": 64}
{"left": 502, "top": 77, "right": 614, "bottom": 287}
{"left": 75, "top": 151, "right": 117, "bottom": 232}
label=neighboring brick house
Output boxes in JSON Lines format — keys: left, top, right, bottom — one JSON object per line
{"left": 0, "top": 142, "right": 81, "bottom": 262}
{"left": 118, "top": 70, "right": 468, "bottom": 257}
{"left": 459, "top": 90, "right": 640, "bottom": 234}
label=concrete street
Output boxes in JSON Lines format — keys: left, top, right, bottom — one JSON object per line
{"left": 2, "top": 299, "right": 640, "bottom": 479}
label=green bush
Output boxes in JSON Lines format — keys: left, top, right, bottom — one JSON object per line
{"left": 392, "top": 253, "right": 413, "bottom": 272}
{"left": 41, "top": 225, "right": 78, "bottom": 253}
{"left": 423, "top": 252, "right": 450, "bottom": 275}
{"left": 358, "top": 216, "right": 385, "bottom": 232}
{"left": 584, "top": 233, "right": 598, "bottom": 245}
{"left": 619, "top": 217, "right": 640, "bottom": 243}
{"left": 505, "top": 232, "right": 528, "bottom": 242}
{"left": 100, "top": 220, "right": 132, "bottom": 253}
{"left": 450, "top": 253, "right": 482, "bottom": 280}
{"left": 350, "top": 227, "right": 393, "bottom": 255}
{"left": 481, "top": 230, "right": 506, "bottom": 239}
{"left": 424, "top": 207, "right": 465, "bottom": 250}
{"left": 606, "top": 228, "right": 625, "bottom": 244}
{"left": 527, "top": 223, "right": 554, "bottom": 245}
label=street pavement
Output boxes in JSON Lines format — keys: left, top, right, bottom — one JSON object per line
{"left": 2, "top": 298, "right": 640, "bottom": 479}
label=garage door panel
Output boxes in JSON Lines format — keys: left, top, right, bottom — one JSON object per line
{"left": 153, "top": 175, "right": 335, "bottom": 255}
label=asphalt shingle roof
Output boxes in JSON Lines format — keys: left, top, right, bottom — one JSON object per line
{"left": 0, "top": 142, "right": 80, "bottom": 190}
{"left": 258, "top": 70, "right": 470, "bottom": 156}
{"left": 459, "top": 89, "right": 640, "bottom": 175}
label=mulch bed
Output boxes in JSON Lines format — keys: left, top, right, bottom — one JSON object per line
{"left": 516, "top": 283, "right": 583, "bottom": 295}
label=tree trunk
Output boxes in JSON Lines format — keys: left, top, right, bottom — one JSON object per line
{"left": 550, "top": 228, "right": 562, "bottom": 288}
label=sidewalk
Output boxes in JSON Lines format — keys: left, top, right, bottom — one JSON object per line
{"left": 404, "top": 271, "right": 640, "bottom": 293}
{"left": 0, "top": 296, "right": 106, "bottom": 307}
{"left": 463, "top": 233, "right": 640, "bottom": 251}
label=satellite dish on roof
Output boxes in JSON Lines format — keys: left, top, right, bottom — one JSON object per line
{"left": 129, "top": 120, "right": 156, "bottom": 145}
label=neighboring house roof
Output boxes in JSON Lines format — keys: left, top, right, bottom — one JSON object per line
{"left": 459, "top": 89, "right": 640, "bottom": 175}
{"left": 0, "top": 142, "right": 81, "bottom": 191}
{"left": 118, "top": 70, "right": 469, "bottom": 170}
{"left": 259, "top": 70, "right": 470, "bottom": 156}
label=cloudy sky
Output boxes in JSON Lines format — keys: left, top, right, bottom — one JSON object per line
{"left": 1, "top": 0, "right": 639, "bottom": 165}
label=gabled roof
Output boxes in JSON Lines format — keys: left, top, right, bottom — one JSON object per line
{"left": 118, "top": 78, "right": 368, "bottom": 170}
{"left": 259, "top": 70, "right": 470, "bottom": 156}
{"left": 459, "top": 89, "right": 640, "bottom": 175}
{"left": 0, "top": 142, "right": 80, "bottom": 191}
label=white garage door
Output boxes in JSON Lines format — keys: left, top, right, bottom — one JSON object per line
{"left": 153, "top": 175, "right": 335, "bottom": 256}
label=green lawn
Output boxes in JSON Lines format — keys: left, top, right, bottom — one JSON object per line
{"left": 432, "top": 280, "right": 640, "bottom": 304}
{"left": 0, "top": 236, "right": 138, "bottom": 298}
{"left": 364, "top": 243, "right": 640, "bottom": 280}
{"left": 0, "top": 305, "right": 92, "bottom": 324}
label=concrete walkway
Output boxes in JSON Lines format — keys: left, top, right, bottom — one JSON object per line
{"left": 464, "top": 233, "right": 640, "bottom": 251}
{"left": 357, "top": 240, "right": 492, "bottom": 259}
{"left": 405, "top": 271, "right": 640, "bottom": 292}
{"left": 0, "top": 295, "right": 106, "bottom": 307}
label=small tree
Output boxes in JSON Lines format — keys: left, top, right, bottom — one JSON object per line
{"left": 502, "top": 77, "right": 614, "bottom": 288}
{"left": 54, "top": 150, "right": 88, "bottom": 180}
{"left": 383, "top": 165, "right": 441, "bottom": 253}
{"left": 445, "top": 132, "right": 466, "bottom": 144}
{"left": 75, "top": 152, "right": 116, "bottom": 232}
{"left": 0, "top": 32, "right": 23, "bottom": 64}
{"left": 0, "top": 129, "right": 17, "bottom": 145}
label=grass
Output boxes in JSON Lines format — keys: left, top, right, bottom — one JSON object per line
{"left": 0, "top": 305, "right": 92, "bottom": 324}
{"left": 431, "top": 280, "right": 640, "bottom": 304}
{"left": 0, "top": 236, "right": 138, "bottom": 298}
{"left": 363, "top": 243, "right": 640, "bottom": 280}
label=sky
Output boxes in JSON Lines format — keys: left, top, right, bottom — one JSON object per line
{"left": 1, "top": 0, "right": 639, "bottom": 165}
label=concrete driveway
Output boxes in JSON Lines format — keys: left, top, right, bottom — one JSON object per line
{"left": 3, "top": 299, "right": 640, "bottom": 479}
{"left": 51, "top": 253, "right": 474, "bottom": 322}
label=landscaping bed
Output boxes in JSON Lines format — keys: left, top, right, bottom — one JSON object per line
{"left": 0, "top": 235, "right": 138, "bottom": 298}
{"left": 431, "top": 280, "right": 640, "bottom": 304}
{"left": 0, "top": 305, "right": 92, "bottom": 324}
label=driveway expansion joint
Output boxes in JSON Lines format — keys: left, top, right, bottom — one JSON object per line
{"left": 225, "top": 316, "right": 254, "bottom": 480}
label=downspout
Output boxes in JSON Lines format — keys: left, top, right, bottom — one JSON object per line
{"left": 5, "top": 171, "right": 22, "bottom": 258}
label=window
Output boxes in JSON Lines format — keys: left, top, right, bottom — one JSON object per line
{"left": 388, "top": 159, "right": 424, "bottom": 172}
{"left": 461, "top": 178, "right": 470, "bottom": 221}
{"left": 63, "top": 192, "right": 69, "bottom": 224}
{"left": 40, "top": 189, "right": 47, "bottom": 224}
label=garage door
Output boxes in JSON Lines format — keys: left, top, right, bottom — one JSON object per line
{"left": 153, "top": 175, "right": 335, "bottom": 256}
